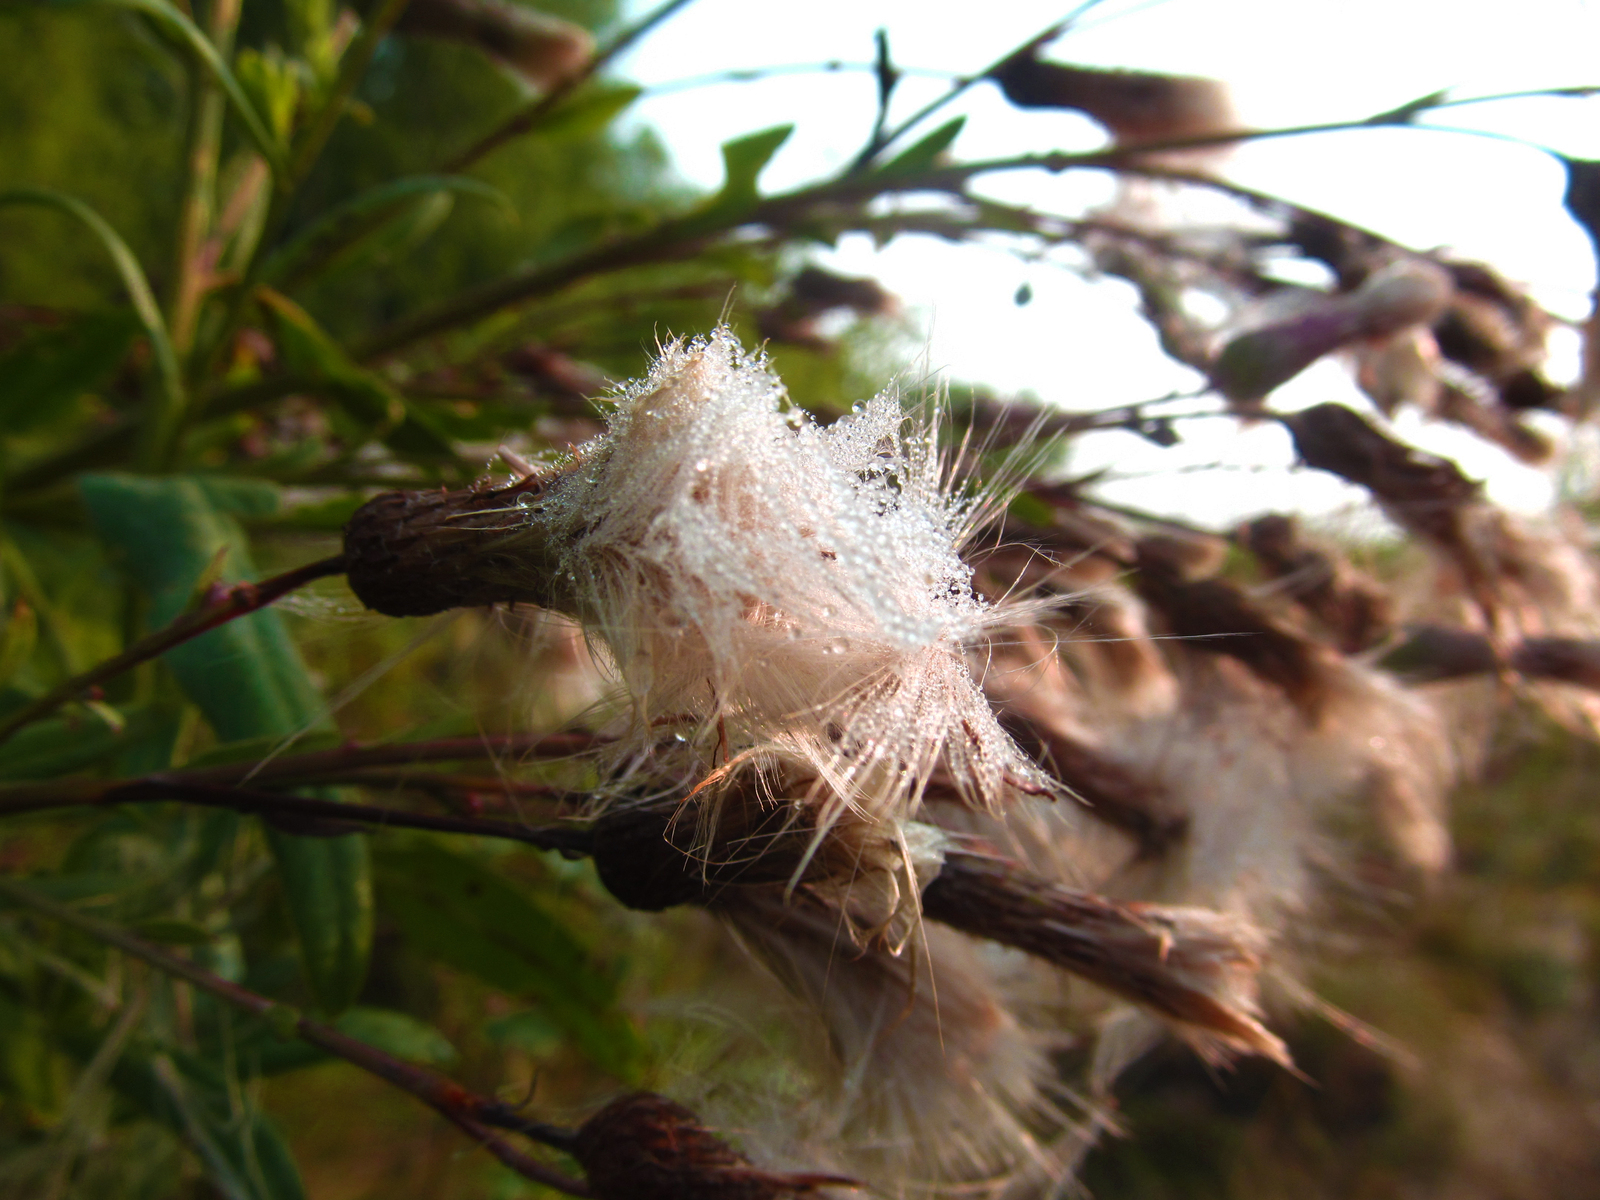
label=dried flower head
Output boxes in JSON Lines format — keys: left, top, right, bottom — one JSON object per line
{"left": 530, "top": 329, "right": 1046, "bottom": 825}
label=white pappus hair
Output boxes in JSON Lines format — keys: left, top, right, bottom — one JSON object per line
{"left": 533, "top": 327, "right": 1047, "bottom": 824}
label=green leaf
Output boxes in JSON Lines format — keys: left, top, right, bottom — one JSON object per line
{"left": 132, "top": 917, "right": 216, "bottom": 945}
{"left": 0, "top": 310, "right": 142, "bottom": 434}
{"left": 0, "top": 706, "right": 167, "bottom": 782}
{"left": 708, "top": 124, "right": 794, "bottom": 215}
{"left": 78, "top": 473, "right": 372, "bottom": 1014}
{"left": 257, "top": 290, "right": 456, "bottom": 462}
{"left": 880, "top": 115, "right": 965, "bottom": 174}
{"left": 484, "top": 1008, "right": 564, "bottom": 1055}
{"left": 0, "top": 189, "right": 184, "bottom": 446}
{"left": 47, "top": 0, "right": 286, "bottom": 172}
{"left": 378, "top": 842, "right": 642, "bottom": 1079}
{"left": 534, "top": 85, "right": 643, "bottom": 140}
{"left": 213, "top": 1006, "right": 456, "bottom": 1077}
{"left": 265, "top": 831, "right": 371, "bottom": 1013}
{"left": 107, "top": 1049, "right": 307, "bottom": 1200}
{"left": 234, "top": 45, "right": 302, "bottom": 144}
{"left": 259, "top": 175, "right": 513, "bottom": 285}
{"left": 335, "top": 1007, "right": 457, "bottom": 1067}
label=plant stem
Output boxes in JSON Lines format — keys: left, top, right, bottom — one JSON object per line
{"left": 286, "top": 0, "right": 413, "bottom": 191}
{"left": 0, "top": 774, "right": 595, "bottom": 852}
{"left": 168, "top": 0, "right": 242, "bottom": 358}
{"left": 444, "top": 0, "right": 697, "bottom": 173}
{"left": 0, "top": 555, "right": 347, "bottom": 748}
{"left": 359, "top": 104, "right": 1452, "bottom": 359}
{"left": 0, "top": 875, "right": 591, "bottom": 1197}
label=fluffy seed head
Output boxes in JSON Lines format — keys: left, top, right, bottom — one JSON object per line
{"left": 533, "top": 329, "right": 1044, "bottom": 822}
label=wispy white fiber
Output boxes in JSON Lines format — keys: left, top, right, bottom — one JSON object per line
{"left": 534, "top": 328, "right": 1045, "bottom": 822}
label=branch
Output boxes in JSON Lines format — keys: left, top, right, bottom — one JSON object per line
{"left": 0, "top": 555, "right": 348, "bottom": 747}
{"left": 444, "top": 0, "right": 697, "bottom": 173}
{"left": 3, "top": 765, "right": 1283, "bottom": 1063}
{"left": 0, "top": 873, "right": 592, "bottom": 1197}
{"left": 286, "top": 0, "right": 413, "bottom": 190}
{"left": 845, "top": 8, "right": 1086, "bottom": 172}
{"left": 0, "top": 875, "right": 859, "bottom": 1199}
{"left": 0, "top": 775, "right": 595, "bottom": 852}
{"left": 358, "top": 101, "right": 1470, "bottom": 359}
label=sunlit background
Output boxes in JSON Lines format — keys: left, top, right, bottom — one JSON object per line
{"left": 611, "top": 0, "right": 1600, "bottom": 526}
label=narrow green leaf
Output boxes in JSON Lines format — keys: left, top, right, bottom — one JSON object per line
{"left": 378, "top": 843, "right": 642, "bottom": 1078}
{"left": 260, "top": 175, "right": 514, "bottom": 285}
{"left": 265, "top": 831, "right": 371, "bottom": 1012}
{"left": 78, "top": 473, "right": 372, "bottom": 1013}
{"left": 107, "top": 1049, "right": 308, "bottom": 1200}
{"left": 0, "top": 189, "right": 184, "bottom": 447}
{"left": 0, "top": 311, "right": 142, "bottom": 433}
{"left": 258, "top": 290, "right": 457, "bottom": 461}
{"left": 133, "top": 917, "right": 216, "bottom": 945}
{"left": 0, "top": 707, "right": 167, "bottom": 782}
{"left": 880, "top": 115, "right": 965, "bottom": 175}
{"left": 534, "top": 85, "right": 643, "bottom": 140}
{"left": 709, "top": 124, "right": 794, "bottom": 214}
{"left": 335, "top": 1008, "right": 458, "bottom": 1067}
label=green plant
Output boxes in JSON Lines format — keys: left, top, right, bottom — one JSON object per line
{"left": 4, "top": 3, "right": 1600, "bottom": 1197}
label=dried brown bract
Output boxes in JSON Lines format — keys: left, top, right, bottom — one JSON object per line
{"left": 398, "top": 0, "right": 593, "bottom": 89}
{"left": 1243, "top": 514, "right": 1394, "bottom": 653}
{"left": 990, "top": 51, "right": 1237, "bottom": 153}
{"left": 575, "top": 1093, "right": 858, "bottom": 1200}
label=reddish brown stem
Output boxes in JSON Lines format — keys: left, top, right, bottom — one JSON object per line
{"left": 0, "top": 874, "right": 591, "bottom": 1197}
{"left": 0, "top": 774, "right": 595, "bottom": 854}
{"left": 0, "top": 555, "right": 348, "bottom": 748}
{"left": 443, "top": 0, "right": 696, "bottom": 173}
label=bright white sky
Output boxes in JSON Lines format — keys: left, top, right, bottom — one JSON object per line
{"left": 611, "top": 0, "right": 1600, "bottom": 529}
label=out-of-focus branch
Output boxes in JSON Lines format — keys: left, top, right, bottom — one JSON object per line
{"left": 0, "top": 775, "right": 594, "bottom": 852}
{"left": 444, "top": 0, "right": 696, "bottom": 172}
{"left": 363, "top": 98, "right": 1488, "bottom": 359}
{"left": 0, "top": 874, "right": 592, "bottom": 1198}
{"left": 1382, "top": 625, "right": 1600, "bottom": 691}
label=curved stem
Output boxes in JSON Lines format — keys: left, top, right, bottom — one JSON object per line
{"left": 0, "top": 875, "right": 591, "bottom": 1197}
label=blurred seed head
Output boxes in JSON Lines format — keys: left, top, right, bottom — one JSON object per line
{"left": 398, "top": 0, "right": 593, "bottom": 90}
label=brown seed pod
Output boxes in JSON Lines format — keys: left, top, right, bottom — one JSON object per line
{"left": 574, "top": 1092, "right": 857, "bottom": 1200}
{"left": 1280, "top": 403, "right": 1480, "bottom": 548}
{"left": 342, "top": 473, "right": 570, "bottom": 618}
{"left": 1133, "top": 535, "right": 1334, "bottom": 720}
{"left": 922, "top": 849, "right": 1286, "bottom": 1065}
{"left": 990, "top": 51, "right": 1236, "bottom": 147}
{"left": 1210, "top": 261, "right": 1454, "bottom": 404}
{"left": 1243, "top": 514, "right": 1394, "bottom": 653}
{"left": 397, "top": 0, "right": 593, "bottom": 89}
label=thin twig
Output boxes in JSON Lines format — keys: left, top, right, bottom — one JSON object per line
{"left": 845, "top": 8, "right": 1088, "bottom": 173}
{"left": 0, "top": 775, "right": 596, "bottom": 853}
{"left": 445, "top": 0, "right": 697, "bottom": 173}
{"left": 286, "top": 0, "right": 413, "bottom": 190}
{"left": 0, "top": 555, "right": 348, "bottom": 748}
{"left": 0, "top": 875, "right": 592, "bottom": 1198}
{"left": 359, "top": 99, "right": 1477, "bottom": 358}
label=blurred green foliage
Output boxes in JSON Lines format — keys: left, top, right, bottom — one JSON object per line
{"left": 1, "top": 2, "right": 1597, "bottom": 1197}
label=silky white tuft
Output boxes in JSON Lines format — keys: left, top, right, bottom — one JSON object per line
{"left": 534, "top": 328, "right": 1044, "bottom": 822}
